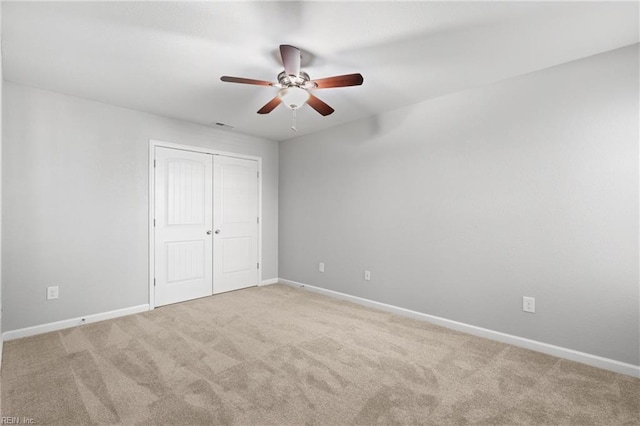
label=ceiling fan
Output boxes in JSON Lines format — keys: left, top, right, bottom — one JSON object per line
{"left": 220, "top": 45, "right": 363, "bottom": 119}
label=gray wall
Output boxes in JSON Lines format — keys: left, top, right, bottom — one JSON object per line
{"left": 2, "top": 82, "right": 278, "bottom": 331}
{"left": 0, "top": 2, "right": 3, "bottom": 346}
{"left": 279, "top": 45, "right": 639, "bottom": 365}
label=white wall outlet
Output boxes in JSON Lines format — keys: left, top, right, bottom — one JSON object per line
{"left": 319, "top": 263, "right": 325, "bottom": 273}
{"left": 364, "top": 270, "right": 371, "bottom": 281}
{"left": 523, "top": 296, "right": 535, "bottom": 313}
{"left": 47, "top": 286, "right": 59, "bottom": 300}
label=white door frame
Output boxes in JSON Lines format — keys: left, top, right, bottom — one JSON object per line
{"left": 148, "top": 139, "right": 263, "bottom": 310}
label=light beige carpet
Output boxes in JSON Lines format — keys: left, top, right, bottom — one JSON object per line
{"left": 1, "top": 284, "right": 638, "bottom": 425}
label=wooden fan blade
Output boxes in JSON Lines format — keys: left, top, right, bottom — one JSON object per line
{"left": 311, "top": 73, "right": 364, "bottom": 89}
{"left": 221, "top": 76, "right": 273, "bottom": 86}
{"left": 280, "top": 45, "right": 301, "bottom": 77}
{"left": 257, "top": 96, "right": 282, "bottom": 114}
{"left": 307, "top": 94, "right": 335, "bottom": 116}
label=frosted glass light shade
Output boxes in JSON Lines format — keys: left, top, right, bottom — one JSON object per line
{"left": 278, "top": 87, "right": 310, "bottom": 110}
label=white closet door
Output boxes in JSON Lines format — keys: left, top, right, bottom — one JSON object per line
{"left": 155, "top": 147, "right": 213, "bottom": 306}
{"left": 213, "top": 155, "right": 259, "bottom": 294}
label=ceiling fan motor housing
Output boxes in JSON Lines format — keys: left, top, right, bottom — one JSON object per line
{"left": 277, "top": 71, "right": 316, "bottom": 89}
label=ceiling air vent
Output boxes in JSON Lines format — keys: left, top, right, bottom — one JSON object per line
{"left": 213, "top": 122, "right": 234, "bottom": 130}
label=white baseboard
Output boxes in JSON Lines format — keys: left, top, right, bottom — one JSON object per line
{"left": 279, "top": 278, "right": 640, "bottom": 378}
{"left": 260, "top": 278, "right": 279, "bottom": 286}
{"left": 2, "top": 304, "right": 150, "bottom": 341}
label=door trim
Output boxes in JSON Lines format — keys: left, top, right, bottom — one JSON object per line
{"left": 148, "top": 139, "right": 263, "bottom": 310}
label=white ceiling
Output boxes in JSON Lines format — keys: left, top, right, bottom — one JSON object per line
{"left": 2, "top": 1, "right": 638, "bottom": 141}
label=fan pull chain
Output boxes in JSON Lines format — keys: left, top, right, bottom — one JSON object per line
{"left": 291, "top": 109, "right": 298, "bottom": 132}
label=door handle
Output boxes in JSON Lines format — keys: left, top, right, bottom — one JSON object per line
{"left": 215, "top": 229, "right": 221, "bottom": 234}
{"left": 206, "top": 230, "right": 212, "bottom": 235}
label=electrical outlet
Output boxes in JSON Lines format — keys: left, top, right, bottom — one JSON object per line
{"left": 364, "top": 270, "right": 371, "bottom": 281}
{"left": 47, "top": 286, "right": 59, "bottom": 300}
{"left": 319, "top": 263, "right": 325, "bottom": 273}
{"left": 523, "top": 296, "right": 535, "bottom": 313}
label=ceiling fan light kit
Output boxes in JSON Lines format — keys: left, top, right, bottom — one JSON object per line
{"left": 221, "top": 44, "right": 363, "bottom": 130}
{"left": 278, "top": 86, "right": 310, "bottom": 110}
